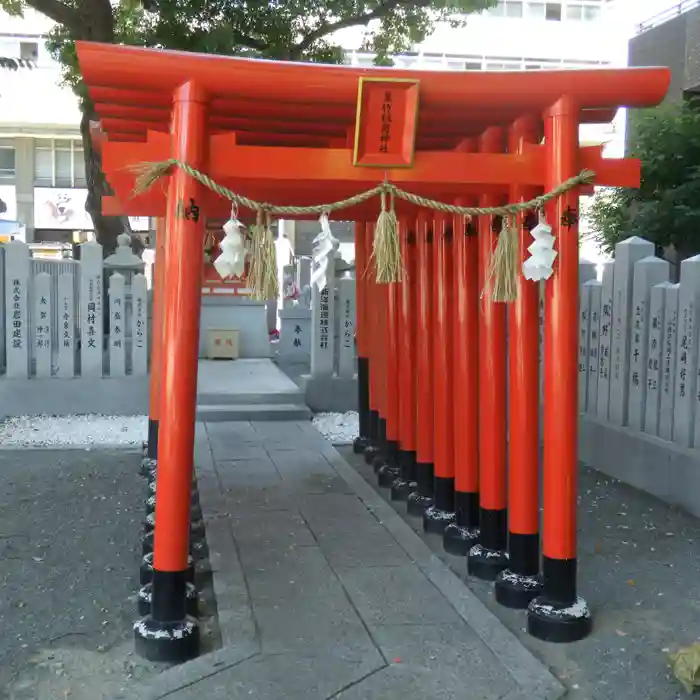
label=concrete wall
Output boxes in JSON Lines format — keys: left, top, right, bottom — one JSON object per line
{"left": 628, "top": 11, "right": 689, "bottom": 102}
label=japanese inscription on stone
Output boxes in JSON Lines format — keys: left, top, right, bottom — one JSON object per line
{"left": 33, "top": 272, "right": 52, "bottom": 377}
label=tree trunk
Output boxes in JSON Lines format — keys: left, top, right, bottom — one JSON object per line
{"left": 80, "top": 97, "right": 133, "bottom": 257}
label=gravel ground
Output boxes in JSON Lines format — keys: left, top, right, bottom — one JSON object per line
{"left": 0, "top": 415, "right": 148, "bottom": 449}
{"left": 338, "top": 446, "right": 700, "bottom": 700}
{"left": 0, "top": 448, "right": 218, "bottom": 700}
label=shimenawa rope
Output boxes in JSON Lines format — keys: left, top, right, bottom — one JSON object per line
{"left": 129, "top": 159, "right": 594, "bottom": 301}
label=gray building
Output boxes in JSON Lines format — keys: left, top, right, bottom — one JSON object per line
{"left": 628, "top": 2, "right": 700, "bottom": 104}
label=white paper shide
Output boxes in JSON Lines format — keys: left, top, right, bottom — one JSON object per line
{"left": 214, "top": 215, "right": 247, "bottom": 280}
{"left": 310, "top": 213, "right": 338, "bottom": 291}
{"left": 522, "top": 214, "right": 557, "bottom": 282}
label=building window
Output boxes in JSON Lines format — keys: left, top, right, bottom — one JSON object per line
{"left": 19, "top": 41, "right": 39, "bottom": 62}
{"left": 0, "top": 140, "right": 15, "bottom": 180}
{"left": 34, "top": 139, "right": 87, "bottom": 188}
{"left": 545, "top": 2, "right": 562, "bottom": 20}
{"left": 566, "top": 2, "right": 601, "bottom": 21}
{"left": 525, "top": 2, "right": 546, "bottom": 18}
{"left": 489, "top": 1, "right": 524, "bottom": 17}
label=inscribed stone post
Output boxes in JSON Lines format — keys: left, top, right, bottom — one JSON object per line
{"left": 578, "top": 280, "right": 592, "bottom": 412}
{"left": 673, "top": 256, "right": 700, "bottom": 447}
{"left": 659, "top": 283, "right": 680, "bottom": 441}
{"left": 5, "top": 240, "right": 30, "bottom": 378}
{"left": 57, "top": 272, "right": 75, "bottom": 377}
{"left": 584, "top": 280, "right": 602, "bottom": 414}
{"left": 627, "top": 256, "right": 670, "bottom": 432}
{"left": 297, "top": 258, "right": 311, "bottom": 296}
{"left": 644, "top": 282, "right": 671, "bottom": 437}
{"left": 310, "top": 257, "right": 336, "bottom": 376}
{"left": 109, "top": 273, "right": 126, "bottom": 377}
{"left": 596, "top": 261, "right": 614, "bottom": 420}
{"left": 579, "top": 259, "right": 597, "bottom": 288}
{"left": 131, "top": 273, "right": 148, "bottom": 375}
{"left": 337, "top": 275, "right": 356, "bottom": 379}
{"left": 608, "top": 237, "right": 655, "bottom": 425}
{"left": 79, "top": 241, "right": 104, "bottom": 377}
{"left": 33, "top": 272, "right": 52, "bottom": 378}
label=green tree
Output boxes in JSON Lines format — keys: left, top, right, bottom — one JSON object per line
{"left": 1, "top": 0, "right": 495, "bottom": 252}
{"left": 589, "top": 99, "right": 700, "bottom": 269}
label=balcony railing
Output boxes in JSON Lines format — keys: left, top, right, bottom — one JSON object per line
{"left": 636, "top": 0, "right": 700, "bottom": 34}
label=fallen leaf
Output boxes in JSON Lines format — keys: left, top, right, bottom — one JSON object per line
{"left": 670, "top": 643, "right": 700, "bottom": 694}
{"left": 627, "top": 579, "right": 635, "bottom": 586}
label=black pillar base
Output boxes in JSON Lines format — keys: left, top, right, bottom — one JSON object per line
{"left": 497, "top": 533, "right": 541, "bottom": 608}
{"left": 527, "top": 596, "right": 592, "bottom": 643}
{"left": 423, "top": 506, "right": 456, "bottom": 535}
{"left": 357, "top": 357, "right": 371, "bottom": 450}
{"left": 423, "top": 476, "right": 455, "bottom": 533}
{"left": 390, "top": 478, "right": 417, "bottom": 501}
{"left": 443, "top": 523, "right": 480, "bottom": 556}
{"left": 134, "top": 616, "right": 200, "bottom": 663}
{"left": 495, "top": 571, "right": 543, "bottom": 609}
{"left": 467, "top": 544, "right": 510, "bottom": 581}
{"left": 140, "top": 458, "right": 158, "bottom": 477}
{"left": 406, "top": 492, "right": 433, "bottom": 517}
{"left": 526, "top": 556, "right": 591, "bottom": 643}
{"left": 372, "top": 455, "right": 387, "bottom": 473}
{"left": 142, "top": 531, "right": 206, "bottom": 559}
{"left": 353, "top": 436, "right": 371, "bottom": 454}
{"left": 140, "top": 552, "right": 195, "bottom": 586}
{"left": 377, "top": 464, "right": 401, "bottom": 488}
{"left": 138, "top": 582, "right": 198, "bottom": 617}
{"left": 147, "top": 419, "right": 159, "bottom": 460}
{"left": 364, "top": 445, "right": 381, "bottom": 465}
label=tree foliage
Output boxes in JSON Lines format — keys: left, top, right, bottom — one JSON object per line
{"left": 589, "top": 99, "right": 700, "bottom": 259}
{"left": 0, "top": 0, "right": 495, "bottom": 251}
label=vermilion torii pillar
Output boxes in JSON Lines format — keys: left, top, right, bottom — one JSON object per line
{"left": 468, "top": 126, "right": 510, "bottom": 581}
{"left": 495, "top": 115, "right": 544, "bottom": 608}
{"left": 135, "top": 81, "right": 206, "bottom": 662}
{"left": 527, "top": 96, "right": 592, "bottom": 643}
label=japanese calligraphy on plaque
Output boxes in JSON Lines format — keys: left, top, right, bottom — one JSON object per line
{"left": 353, "top": 77, "right": 420, "bottom": 168}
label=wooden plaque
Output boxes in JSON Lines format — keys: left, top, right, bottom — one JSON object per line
{"left": 353, "top": 77, "right": 420, "bottom": 169}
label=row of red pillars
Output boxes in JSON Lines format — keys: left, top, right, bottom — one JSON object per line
{"left": 353, "top": 101, "right": 591, "bottom": 644}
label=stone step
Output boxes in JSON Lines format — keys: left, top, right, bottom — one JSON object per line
{"left": 196, "top": 403, "right": 312, "bottom": 422}
{"left": 197, "top": 389, "right": 305, "bottom": 406}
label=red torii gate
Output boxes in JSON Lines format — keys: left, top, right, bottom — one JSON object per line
{"left": 75, "top": 40, "right": 669, "bottom": 662}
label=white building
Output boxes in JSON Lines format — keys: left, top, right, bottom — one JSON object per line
{"left": 0, "top": 1, "right": 653, "bottom": 250}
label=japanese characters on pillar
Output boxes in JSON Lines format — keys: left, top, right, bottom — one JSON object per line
{"left": 33, "top": 273, "right": 52, "bottom": 378}
{"left": 353, "top": 77, "right": 419, "bottom": 168}
{"left": 109, "top": 273, "right": 126, "bottom": 377}
{"left": 11, "top": 277, "right": 24, "bottom": 351}
{"left": 57, "top": 273, "right": 75, "bottom": 378}
{"left": 5, "top": 240, "right": 30, "bottom": 378}
{"left": 80, "top": 242, "right": 104, "bottom": 378}
{"left": 132, "top": 274, "right": 148, "bottom": 376}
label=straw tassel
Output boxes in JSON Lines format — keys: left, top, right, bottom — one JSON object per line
{"left": 485, "top": 215, "right": 519, "bottom": 303}
{"left": 248, "top": 210, "right": 279, "bottom": 301}
{"left": 373, "top": 190, "right": 403, "bottom": 283}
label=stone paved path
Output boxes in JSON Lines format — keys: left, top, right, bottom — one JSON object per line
{"left": 122, "top": 421, "right": 562, "bottom": 700}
